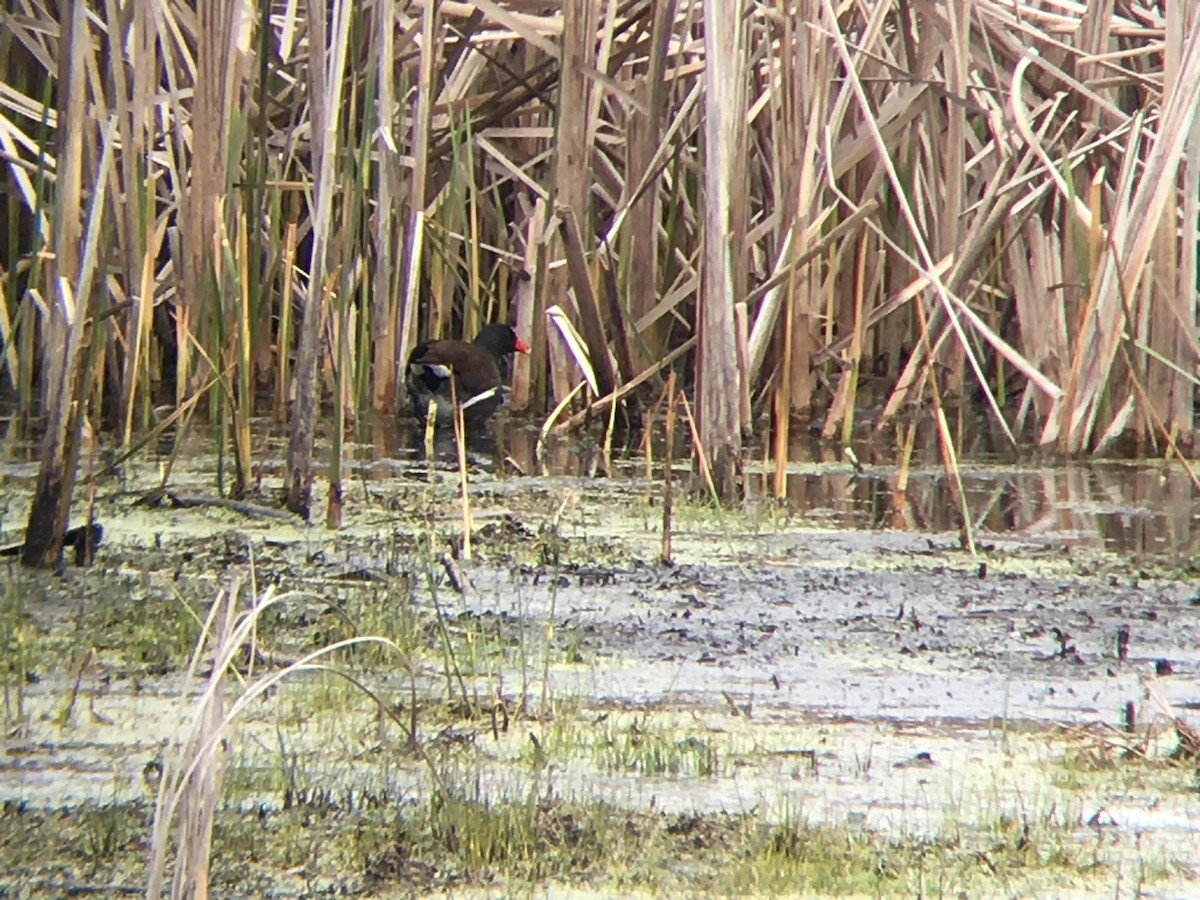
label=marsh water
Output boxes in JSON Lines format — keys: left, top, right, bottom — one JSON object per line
{"left": 3, "top": 414, "right": 1200, "bottom": 897}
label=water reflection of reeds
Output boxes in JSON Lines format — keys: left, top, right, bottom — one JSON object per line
{"left": 746, "top": 456, "right": 1198, "bottom": 559}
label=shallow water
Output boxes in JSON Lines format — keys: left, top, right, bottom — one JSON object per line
{"left": 2, "top": 410, "right": 1196, "bottom": 559}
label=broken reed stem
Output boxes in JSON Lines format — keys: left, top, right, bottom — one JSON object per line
{"left": 660, "top": 371, "right": 676, "bottom": 566}
{"left": 450, "top": 378, "right": 472, "bottom": 562}
{"left": 59, "top": 648, "right": 94, "bottom": 726}
{"left": 678, "top": 391, "right": 718, "bottom": 502}
{"left": 1117, "top": 337, "right": 1200, "bottom": 491}
{"left": 557, "top": 336, "right": 697, "bottom": 433}
{"left": 1104, "top": 231, "right": 1200, "bottom": 491}
{"left": 773, "top": 267, "right": 797, "bottom": 498}
{"left": 934, "top": 406, "right": 975, "bottom": 555}
{"left": 642, "top": 407, "right": 654, "bottom": 481}
{"left": 235, "top": 208, "right": 253, "bottom": 496}
{"left": 276, "top": 222, "right": 297, "bottom": 423}
{"left": 82, "top": 478, "right": 97, "bottom": 566}
{"left": 540, "top": 380, "right": 586, "bottom": 441}
{"left": 640, "top": 379, "right": 671, "bottom": 480}
{"left": 423, "top": 400, "right": 437, "bottom": 461}
{"left": 841, "top": 235, "right": 870, "bottom": 446}
{"left": 602, "top": 374, "right": 619, "bottom": 473}
{"left": 896, "top": 422, "right": 916, "bottom": 494}
{"left": 912, "top": 292, "right": 974, "bottom": 554}
{"left": 87, "top": 366, "right": 222, "bottom": 482}
{"left": 735, "top": 301, "right": 751, "bottom": 430}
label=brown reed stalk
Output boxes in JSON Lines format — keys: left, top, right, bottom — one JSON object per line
{"left": 369, "top": 0, "right": 399, "bottom": 410}
{"left": 678, "top": 391, "right": 717, "bottom": 502}
{"left": 734, "top": 301, "right": 751, "bottom": 431}
{"left": 697, "top": 0, "right": 745, "bottom": 500}
{"left": 556, "top": 337, "right": 697, "bottom": 433}
{"left": 275, "top": 221, "right": 298, "bottom": 422}
{"left": 660, "top": 371, "right": 676, "bottom": 566}
{"left": 912, "top": 292, "right": 974, "bottom": 555}
{"left": 396, "top": 0, "right": 437, "bottom": 411}
{"left": 234, "top": 208, "right": 253, "bottom": 496}
{"left": 120, "top": 209, "right": 166, "bottom": 445}
{"left": 773, "top": 268, "right": 796, "bottom": 499}
{"left": 22, "top": 10, "right": 113, "bottom": 567}
{"left": 451, "top": 378, "right": 472, "bottom": 562}
{"left": 286, "top": 0, "right": 352, "bottom": 518}
{"left": 6, "top": 0, "right": 1199, "bottom": 465}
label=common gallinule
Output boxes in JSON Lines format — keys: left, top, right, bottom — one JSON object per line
{"left": 406, "top": 323, "right": 531, "bottom": 426}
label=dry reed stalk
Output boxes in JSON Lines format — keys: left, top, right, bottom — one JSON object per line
{"left": 147, "top": 578, "right": 430, "bottom": 897}
{"left": 465, "top": 117, "right": 482, "bottom": 342}
{"left": 510, "top": 199, "right": 547, "bottom": 414}
{"left": 92, "top": 367, "right": 222, "bottom": 485}
{"left": 1095, "top": 226, "right": 1200, "bottom": 481}
{"left": 660, "top": 370, "right": 675, "bottom": 566}
{"left": 772, "top": 268, "right": 795, "bottom": 500}
{"left": 534, "top": 0, "right": 598, "bottom": 420}
{"left": 286, "top": 0, "right": 352, "bottom": 518}
{"left": 823, "top": 234, "right": 870, "bottom": 444}
{"left": 896, "top": 422, "right": 916, "bottom": 495}
{"left": 120, "top": 210, "right": 167, "bottom": 445}
{"left": 112, "top": 0, "right": 158, "bottom": 443}
{"left": 558, "top": 206, "right": 615, "bottom": 397}
{"left": 371, "top": 0, "right": 400, "bottom": 411}
{"left": 934, "top": 405, "right": 975, "bottom": 555}
{"left": 639, "top": 378, "right": 673, "bottom": 481}
{"left": 396, "top": 0, "right": 438, "bottom": 407}
{"left": 178, "top": 0, "right": 249, "bottom": 402}
{"left": 598, "top": 250, "right": 636, "bottom": 391}
{"left": 147, "top": 580, "right": 237, "bottom": 900}
{"left": 678, "top": 391, "right": 717, "bottom": 501}
{"left": 602, "top": 375, "right": 619, "bottom": 474}
{"left": 539, "top": 380, "right": 586, "bottom": 444}
{"left": 824, "top": 1, "right": 1013, "bottom": 446}
{"left": 1148, "top": 1, "right": 1196, "bottom": 442}
{"left": 0, "top": 262, "right": 17, "bottom": 397}
{"left": 275, "top": 221, "right": 298, "bottom": 422}
{"left": 1062, "top": 19, "right": 1200, "bottom": 450}
{"left": 698, "top": 0, "right": 745, "bottom": 500}
{"left": 22, "top": 18, "right": 113, "bottom": 566}
{"left": 623, "top": 0, "right": 677, "bottom": 366}
{"left": 910, "top": 281, "right": 974, "bottom": 554}
{"left": 1177, "top": 5, "right": 1200, "bottom": 446}
{"left": 734, "top": 301, "right": 750, "bottom": 430}
{"left": 422, "top": 400, "right": 437, "bottom": 462}
{"left": 555, "top": 336, "right": 696, "bottom": 432}
{"left": 233, "top": 208, "right": 253, "bottom": 496}
{"left": 452, "top": 381, "right": 472, "bottom": 562}
{"left": 775, "top": 6, "right": 827, "bottom": 419}
{"left": 748, "top": 201, "right": 878, "bottom": 382}
{"left": 326, "top": 365, "right": 345, "bottom": 532}
{"left": 548, "top": 6, "right": 596, "bottom": 300}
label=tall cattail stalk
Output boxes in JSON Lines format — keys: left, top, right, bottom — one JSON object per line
{"left": 660, "top": 371, "right": 676, "bottom": 566}
{"left": 285, "top": 0, "right": 353, "bottom": 518}
{"left": 21, "top": 1, "right": 113, "bottom": 567}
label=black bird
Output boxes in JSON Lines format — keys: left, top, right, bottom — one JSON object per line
{"left": 405, "top": 323, "right": 530, "bottom": 427}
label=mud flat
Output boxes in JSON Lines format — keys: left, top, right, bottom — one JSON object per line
{"left": 2, "top": 455, "right": 1199, "bottom": 897}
